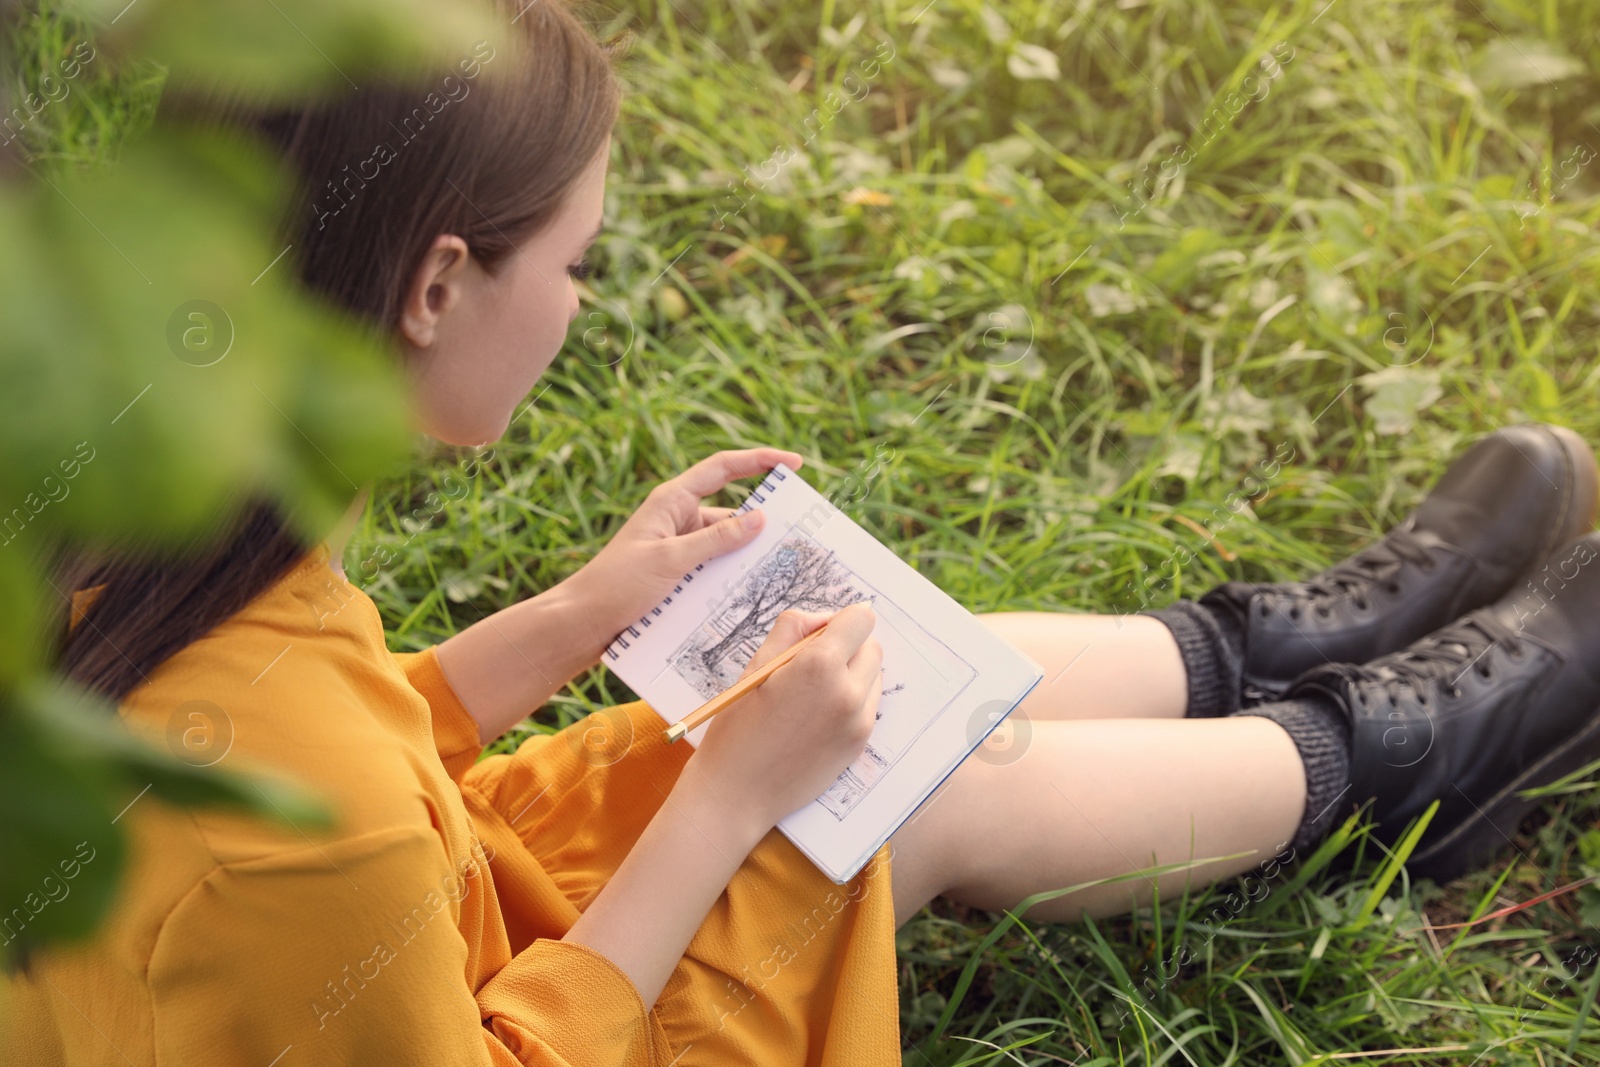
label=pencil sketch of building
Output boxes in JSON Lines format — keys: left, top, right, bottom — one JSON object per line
{"left": 818, "top": 744, "right": 890, "bottom": 817}
{"left": 669, "top": 531, "right": 874, "bottom": 699}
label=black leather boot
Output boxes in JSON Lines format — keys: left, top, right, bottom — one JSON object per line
{"left": 1202, "top": 423, "right": 1598, "bottom": 706}
{"left": 1282, "top": 531, "right": 1600, "bottom": 884}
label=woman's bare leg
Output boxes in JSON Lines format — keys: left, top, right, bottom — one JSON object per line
{"left": 975, "top": 612, "right": 1190, "bottom": 721}
{"left": 887, "top": 715, "right": 1305, "bottom": 928}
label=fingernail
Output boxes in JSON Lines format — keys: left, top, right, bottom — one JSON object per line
{"left": 741, "top": 509, "right": 763, "bottom": 530}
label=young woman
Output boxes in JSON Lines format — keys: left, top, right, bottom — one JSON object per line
{"left": 11, "top": 2, "right": 1600, "bottom": 1063}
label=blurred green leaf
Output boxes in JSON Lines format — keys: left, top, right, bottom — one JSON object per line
{"left": 0, "top": 124, "right": 412, "bottom": 549}
{"left": 21, "top": 678, "right": 334, "bottom": 830}
{"left": 66, "top": 0, "right": 508, "bottom": 104}
{"left": 0, "top": 698, "right": 126, "bottom": 960}
{"left": 0, "top": 676, "right": 333, "bottom": 963}
{"left": 0, "top": 551, "right": 46, "bottom": 691}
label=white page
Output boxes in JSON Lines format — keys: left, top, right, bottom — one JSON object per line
{"left": 604, "top": 463, "right": 1044, "bottom": 883}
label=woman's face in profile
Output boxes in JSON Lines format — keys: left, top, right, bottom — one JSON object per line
{"left": 398, "top": 138, "right": 611, "bottom": 447}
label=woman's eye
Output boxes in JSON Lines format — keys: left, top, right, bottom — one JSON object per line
{"left": 567, "top": 258, "right": 594, "bottom": 281}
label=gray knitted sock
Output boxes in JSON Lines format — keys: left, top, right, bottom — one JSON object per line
{"left": 1139, "top": 599, "right": 1246, "bottom": 718}
{"left": 1235, "top": 694, "right": 1352, "bottom": 853}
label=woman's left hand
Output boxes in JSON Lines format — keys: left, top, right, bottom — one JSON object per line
{"left": 567, "top": 447, "right": 803, "bottom": 650}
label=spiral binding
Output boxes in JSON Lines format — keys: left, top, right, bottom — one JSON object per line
{"left": 603, "top": 467, "right": 789, "bottom": 662}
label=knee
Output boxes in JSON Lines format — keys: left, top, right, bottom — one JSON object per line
{"left": 892, "top": 759, "right": 996, "bottom": 908}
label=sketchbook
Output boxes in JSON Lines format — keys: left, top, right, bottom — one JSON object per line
{"left": 602, "top": 463, "right": 1045, "bottom": 885}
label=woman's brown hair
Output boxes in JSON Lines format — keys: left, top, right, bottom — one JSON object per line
{"left": 52, "top": 0, "right": 622, "bottom": 704}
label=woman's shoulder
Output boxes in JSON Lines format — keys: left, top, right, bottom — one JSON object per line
{"left": 115, "top": 545, "right": 446, "bottom": 861}
{"left": 121, "top": 546, "right": 396, "bottom": 718}
{"left": 83, "top": 546, "right": 458, "bottom": 963}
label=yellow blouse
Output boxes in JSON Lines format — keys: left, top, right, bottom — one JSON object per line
{"left": 3, "top": 542, "right": 901, "bottom": 1064}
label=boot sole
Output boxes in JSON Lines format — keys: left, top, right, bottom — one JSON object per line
{"left": 1407, "top": 701, "right": 1600, "bottom": 884}
{"left": 1536, "top": 423, "right": 1600, "bottom": 555}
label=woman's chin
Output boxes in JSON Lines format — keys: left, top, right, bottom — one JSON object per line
{"left": 417, "top": 413, "right": 508, "bottom": 450}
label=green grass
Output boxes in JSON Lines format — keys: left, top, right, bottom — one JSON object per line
{"left": 13, "top": 0, "right": 1600, "bottom": 1062}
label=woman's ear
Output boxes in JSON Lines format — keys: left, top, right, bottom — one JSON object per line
{"left": 399, "top": 234, "right": 474, "bottom": 349}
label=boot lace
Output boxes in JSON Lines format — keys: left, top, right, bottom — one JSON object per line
{"left": 1264, "top": 520, "right": 1438, "bottom": 615}
{"left": 1348, "top": 611, "right": 1528, "bottom": 708}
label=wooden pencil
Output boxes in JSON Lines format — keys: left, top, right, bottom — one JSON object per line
{"left": 662, "top": 623, "right": 831, "bottom": 744}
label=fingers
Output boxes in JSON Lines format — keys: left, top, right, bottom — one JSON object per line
{"left": 847, "top": 626, "right": 884, "bottom": 676}
{"left": 742, "top": 609, "right": 831, "bottom": 676}
{"left": 811, "top": 600, "right": 878, "bottom": 659}
{"left": 670, "top": 448, "right": 805, "bottom": 499}
{"left": 744, "top": 605, "right": 884, "bottom": 738}
{"left": 847, "top": 633, "right": 885, "bottom": 706}
{"left": 743, "top": 601, "right": 875, "bottom": 681}
{"left": 683, "top": 507, "right": 764, "bottom": 561}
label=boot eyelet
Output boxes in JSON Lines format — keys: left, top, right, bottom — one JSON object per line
{"left": 1508, "top": 645, "right": 1527, "bottom": 662}
{"left": 1446, "top": 685, "right": 1462, "bottom": 701}
{"left": 1386, "top": 582, "right": 1400, "bottom": 595}
{"left": 1478, "top": 667, "right": 1492, "bottom": 681}
{"left": 1355, "top": 599, "right": 1370, "bottom": 611}
{"left": 1315, "top": 605, "right": 1332, "bottom": 619}
{"left": 1289, "top": 607, "right": 1302, "bottom": 621}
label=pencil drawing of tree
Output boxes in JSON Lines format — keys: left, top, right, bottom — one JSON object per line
{"left": 695, "top": 535, "right": 868, "bottom": 673}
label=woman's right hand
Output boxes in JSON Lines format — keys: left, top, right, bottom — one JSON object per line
{"left": 683, "top": 602, "right": 884, "bottom": 834}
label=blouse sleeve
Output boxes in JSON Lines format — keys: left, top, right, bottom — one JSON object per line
{"left": 147, "top": 826, "right": 660, "bottom": 1066}
{"left": 392, "top": 645, "right": 485, "bottom": 783}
